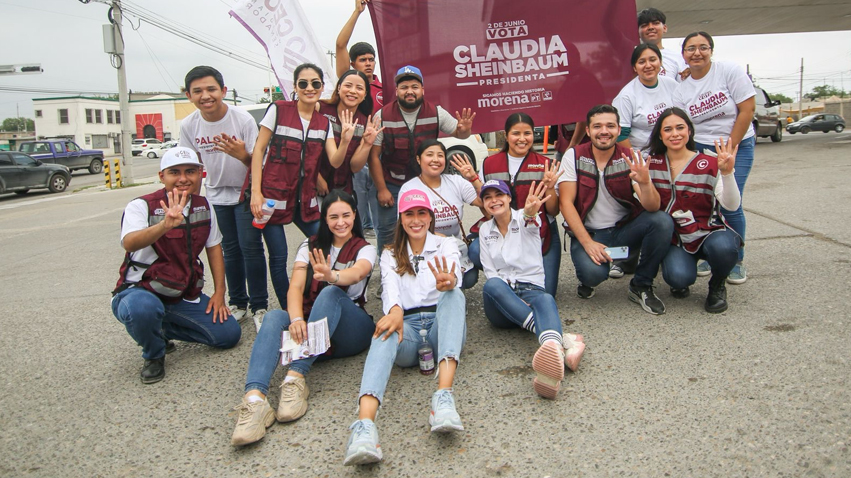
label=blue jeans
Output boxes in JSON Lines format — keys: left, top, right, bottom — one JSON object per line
{"left": 468, "top": 220, "right": 561, "bottom": 296}
{"left": 374, "top": 182, "right": 401, "bottom": 255}
{"left": 662, "top": 229, "right": 741, "bottom": 289}
{"left": 255, "top": 209, "right": 319, "bottom": 310}
{"left": 111, "top": 287, "right": 241, "bottom": 360}
{"left": 696, "top": 136, "right": 754, "bottom": 261}
{"left": 358, "top": 288, "right": 466, "bottom": 404}
{"left": 214, "top": 202, "right": 261, "bottom": 311}
{"left": 354, "top": 166, "right": 377, "bottom": 230}
{"left": 482, "top": 279, "right": 563, "bottom": 345}
{"left": 243, "top": 286, "right": 375, "bottom": 395}
{"left": 569, "top": 210, "right": 674, "bottom": 288}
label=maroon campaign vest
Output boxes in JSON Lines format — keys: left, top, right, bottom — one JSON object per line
{"left": 649, "top": 152, "right": 729, "bottom": 253}
{"left": 261, "top": 100, "right": 329, "bottom": 224}
{"left": 379, "top": 99, "right": 439, "bottom": 186}
{"left": 478, "top": 151, "right": 552, "bottom": 253}
{"left": 113, "top": 189, "right": 211, "bottom": 303}
{"left": 302, "top": 236, "right": 370, "bottom": 317}
{"left": 569, "top": 142, "right": 643, "bottom": 230}
{"left": 317, "top": 102, "right": 366, "bottom": 195}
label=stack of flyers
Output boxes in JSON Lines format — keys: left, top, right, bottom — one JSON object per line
{"left": 280, "top": 317, "right": 331, "bottom": 365}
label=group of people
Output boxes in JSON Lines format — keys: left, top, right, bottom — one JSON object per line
{"left": 109, "top": 3, "right": 756, "bottom": 466}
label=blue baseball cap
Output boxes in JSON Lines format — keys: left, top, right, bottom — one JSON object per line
{"left": 479, "top": 179, "right": 511, "bottom": 199}
{"left": 395, "top": 65, "right": 423, "bottom": 85}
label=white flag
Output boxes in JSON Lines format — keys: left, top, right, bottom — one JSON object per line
{"left": 229, "top": 0, "right": 335, "bottom": 99}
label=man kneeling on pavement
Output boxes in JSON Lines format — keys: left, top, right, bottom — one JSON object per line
{"left": 111, "top": 147, "right": 241, "bottom": 383}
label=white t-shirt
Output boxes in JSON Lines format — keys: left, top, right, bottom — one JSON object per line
{"left": 479, "top": 209, "right": 545, "bottom": 289}
{"left": 660, "top": 48, "right": 688, "bottom": 82}
{"left": 380, "top": 233, "right": 462, "bottom": 315}
{"left": 507, "top": 154, "right": 524, "bottom": 182}
{"left": 398, "top": 175, "right": 478, "bottom": 239}
{"left": 373, "top": 105, "right": 458, "bottom": 146}
{"left": 259, "top": 104, "right": 334, "bottom": 142}
{"left": 294, "top": 239, "right": 377, "bottom": 301}
{"left": 178, "top": 107, "right": 258, "bottom": 206}
{"left": 672, "top": 61, "right": 756, "bottom": 145}
{"left": 612, "top": 76, "right": 679, "bottom": 150}
{"left": 119, "top": 197, "right": 222, "bottom": 302}
{"left": 557, "top": 149, "right": 630, "bottom": 230}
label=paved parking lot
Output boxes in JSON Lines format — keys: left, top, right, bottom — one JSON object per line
{"left": 1, "top": 133, "right": 849, "bottom": 477}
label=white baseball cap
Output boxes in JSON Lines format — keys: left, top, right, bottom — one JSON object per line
{"left": 160, "top": 146, "right": 202, "bottom": 171}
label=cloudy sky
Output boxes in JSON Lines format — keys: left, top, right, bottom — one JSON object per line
{"left": 3, "top": 0, "right": 851, "bottom": 122}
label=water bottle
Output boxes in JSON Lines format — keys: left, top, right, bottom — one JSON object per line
{"left": 252, "top": 200, "right": 276, "bottom": 229}
{"left": 418, "top": 328, "right": 435, "bottom": 375}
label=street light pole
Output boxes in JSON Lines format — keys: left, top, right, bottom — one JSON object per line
{"left": 113, "top": 0, "right": 134, "bottom": 184}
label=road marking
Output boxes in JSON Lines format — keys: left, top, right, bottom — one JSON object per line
{"left": 0, "top": 193, "right": 81, "bottom": 211}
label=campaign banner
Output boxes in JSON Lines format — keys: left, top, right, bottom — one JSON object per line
{"left": 230, "top": 0, "right": 334, "bottom": 99}
{"left": 369, "top": 0, "right": 638, "bottom": 133}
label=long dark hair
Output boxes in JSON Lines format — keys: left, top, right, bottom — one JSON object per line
{"left": 306, "top": 189, "right": 363, "bottom": 281}
{"left": 500, "top": 112, "right": 535, "bottom": 153}
{"left": 327, "top": 70, "right": 373, "bottom": 117}
{"left": 410, "top": 138, "right": 446, "bottom": 177}
{"left": 647, "top": 107, "right": 697, "bottom": 156}
{"left": 390, "top": 208, "right": 436, "bottom": 276}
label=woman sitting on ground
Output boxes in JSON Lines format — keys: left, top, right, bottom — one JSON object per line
{"left": 231, "top": 190, "right": 377, "bottom": 446}
{"left": 399, "top": 139, "right": 483, "bottom": 288}
{"left": 645, "top": 107, "right": 741, "bottom": 313}
{"left": 343, "top": 189, "right": 466, "bottom": 466}
{"left": 478, "top": 179, "right": 586, "bottom": 400}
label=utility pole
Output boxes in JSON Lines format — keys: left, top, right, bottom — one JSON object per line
{"left": 112, "top": 0, "right": 134, "bottom": 184}
{"left": 798, "top": 58, "right": 804, "bottom": 120}
{"left": 232, "top": 89, "right": 238, "bottom": 106}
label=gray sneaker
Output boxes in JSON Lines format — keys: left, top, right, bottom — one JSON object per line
{"left": 696, "top": 261, "right": 711, "bottom": 277}
{"left": 609, "top": 263, "right": 625, "bottom": 278}
{"left": 276, "top": 377, "right": 309, "bottom": 422}
{"left": 252, "top": 309, "right": 267, "bottom": 333}
{"left": 228, "top": 305, "right": 249, "bottom": 323}
{"left": 429, "top": 389, "right": 464, "bottom": 432}
{"left": 343, "top": 419, "right": 382, "bottom": 466}
{"left": 231, "top": 398, "right": 275, "bottom": 446}
{"left": 726, "top": 263, "right": 748, "bottom": 285}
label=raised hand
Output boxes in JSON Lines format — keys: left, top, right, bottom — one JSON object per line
{"left": 540, "top": 159, "right": 563, "bottom": 189}
{"left": 159, "top": 188, "right": 188, "bottom": 230}
{"left": 427, "top": 256, "right": 457, "bottom": 292}
{"left": 340, "top": 109, "right": 358, "bottom": 143}
{"left": 362, "top": 115, "right": 384, "bottom": 145}
{"left": 309, "top": 248, "right": 334, "bottom": 282}
{"left": 448, "top": 153, "right": 476, "bottom": 181}
{"left": 354, "top": 0, "right": 368, "bottom": 13}
{"left": 625, "top": 148, "right": 650, "bottom": 185}
{"left": 714, "top": 137, "right": 738, "bottom": 175}
{"left": 523, "top": 181, "right": 551, "bottom": 218}
{"left": 454, "top": 108, "right": 476, "bottom": 136}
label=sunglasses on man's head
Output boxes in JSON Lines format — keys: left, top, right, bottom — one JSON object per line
{"left": 297, "top": 79, "right": 323, "bottom": 90}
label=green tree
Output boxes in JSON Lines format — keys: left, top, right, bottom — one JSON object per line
{"left": 805, "top": 85, "right": 847, "bottom": 101}
{"left": 1, "top": 117, "right": 34, "bottom": 131}
{"left": 770, "top": 93, "right": 794, "bottom": 104}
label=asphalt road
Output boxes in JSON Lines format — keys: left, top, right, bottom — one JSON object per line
{"left": 0, "top": 132, "right": 849, "bottom": 477}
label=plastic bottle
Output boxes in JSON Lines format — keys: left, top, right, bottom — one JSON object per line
{"left": 418, "top": 328, "right": 435, "bottom": 375}
{"left": 252, "top": 200, "right": 276, "bottom": 229}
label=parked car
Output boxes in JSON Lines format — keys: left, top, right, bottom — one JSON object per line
{"left": 753, "top": 86, "right": 783, "bottom": 142}
{"left": 142, "top": 142, "right": 176, "bottom": 158}
{"left": 533, "top": 126, "right": 557, "bottom": 145}
{"left": 0, "top": 151, "right": 71, "bottom": 194}
{"left": 18, "top": 140, "right": 104, "bottom": 174}
{"left": 786, "top": 114, "right": 846, "bottom": 134}
{"left": 439, "top": 134, "right": 490, "bottom": 174}
{"left": 131, "top": 138, "right": 162, "bottom": 156}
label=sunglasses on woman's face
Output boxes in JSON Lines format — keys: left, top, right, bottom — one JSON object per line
{"left": 297, "top": 79, "right": 323, "bottom": 90}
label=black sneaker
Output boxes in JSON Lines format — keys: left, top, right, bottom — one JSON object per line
{"left": 670, "top": 287, "right": 690, "bottom": 299}
{"left": 165, "top": 340, "right": 176, "bottom": 354}
{"left": 577, "top": 283, "right": 595, "bottom": 299}
{"left": 141, "top": 357, "right": 165, "bottom": 384}
{"left": 628, "top": 282, "right": 666, "bottom": 315}
{"left": 705, "top": 283, "right": 728, "bottom": 313}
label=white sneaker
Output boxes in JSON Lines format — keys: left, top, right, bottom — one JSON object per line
{"left": 228, "top": 305, "right": 249, "bottom": 323}
{"left": 253, "top": 309, "right": 267, "bottom": 333}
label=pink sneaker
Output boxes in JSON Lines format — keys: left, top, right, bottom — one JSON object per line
{"left": 532, "top": 340, "right": 565, "bottom": 399}
{"left": 564, "top": 341, "right": 586, "bottom": 372}
{"left": 564, "top": 333, "right": 584, "bottom": 344}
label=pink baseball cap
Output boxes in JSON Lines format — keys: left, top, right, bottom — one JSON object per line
{"left": 398, "top": 189, "right": 432, "bottom": 213}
